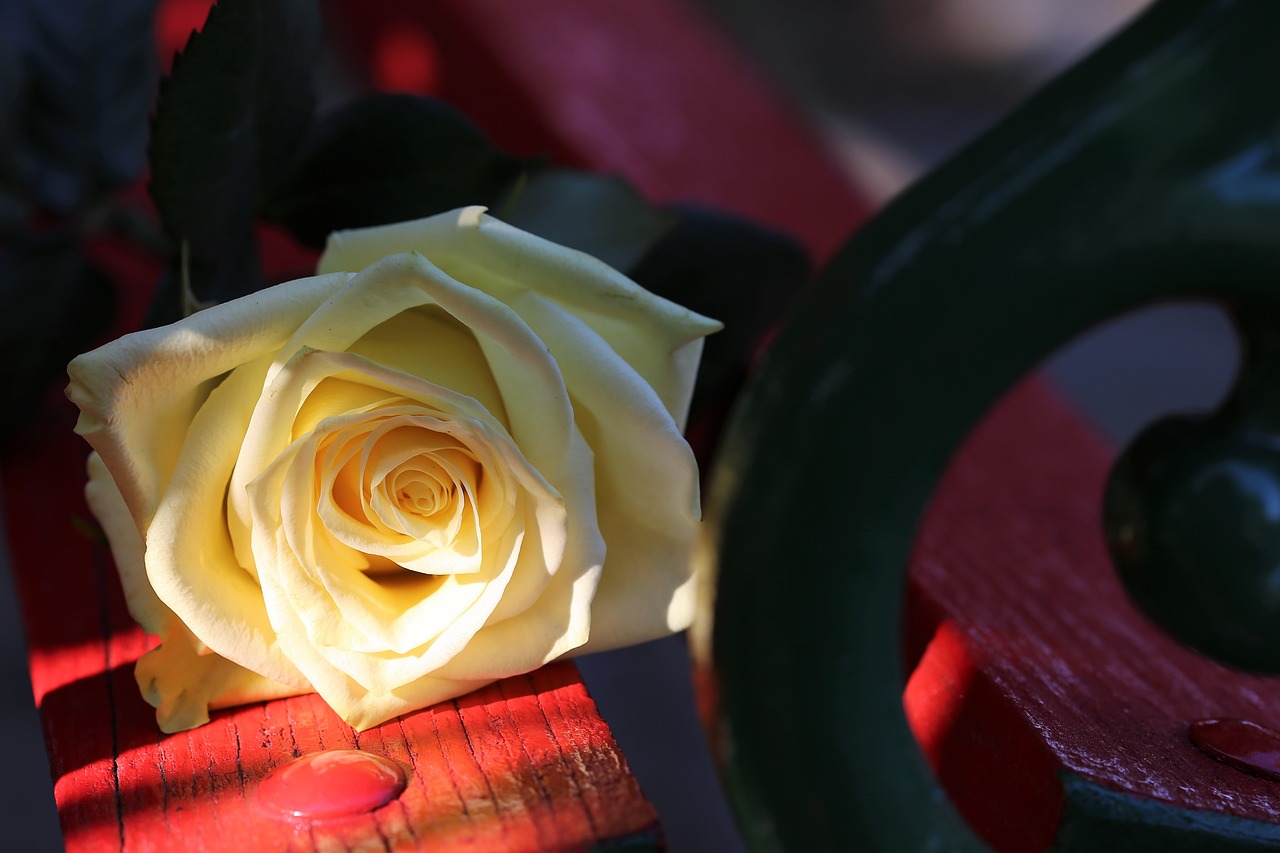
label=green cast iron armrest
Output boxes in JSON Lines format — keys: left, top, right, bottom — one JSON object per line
{"left": 700, "top": 0, "right": 1280, "bottom": 849}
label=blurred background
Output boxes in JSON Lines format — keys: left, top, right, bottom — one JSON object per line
{"left": 2, "top": 0, "right": 1245, "bottom": 850}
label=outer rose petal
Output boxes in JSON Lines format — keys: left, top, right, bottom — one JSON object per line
{"left": 84, "top": 452, "right": 168, "bottom": 636}
{"left": 68, "top": 274, "right": 350, "bottom": 531}
{"left": 318, "top": 207, "right": 722, "bottom": 427}
{"left": 275, "top": 252, "right": 580, "bottom": 484}
{"left": 144, "top": 351, "right": 309, "bottom": 688}
{"left": 85, "top": 452, "right": 302, "bottom": 733}
{"left": 136, "top": 637, "right": 307, "bottom": 733}
{"left": 502, "top": 296, "right": 705, "bottom": 651}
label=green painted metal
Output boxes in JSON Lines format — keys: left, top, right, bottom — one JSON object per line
{"left": 700, "top": 0, "right": 1280, "bottom": 849}
{"left": 1050, "top": 772, "right": 1280, "bottom": 852}
{"left": 1105, "top": 304, "right": 1280, "bottom": 673}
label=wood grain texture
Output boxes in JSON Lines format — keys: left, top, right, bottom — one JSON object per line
{"left": 905, "top": 378, "right": 1280, "bottom": 851}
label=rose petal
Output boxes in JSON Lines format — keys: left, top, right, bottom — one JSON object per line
{"left": 482, "top": 288, "right": 704, "bottom": 651}
{"left": 144, "top": 352, "right": 311, "bottom": 686}
{"left": 349, "top": 304, "right": 509, "bottom": 425}
{"left": 266, "top": 420, "right": 499, "bottom": 654}
{"left": 433, "top": 424, "right": 603, "bottom": 682}
{"left": 249, "top": 406, "right": 580, "bottom": 691}
{"left": 135, "top": 635, "right": 306, "bottom": 734}
{"left": 88, "top": 447, "right": 306, "bottom": 734}
{"left": 319, "top": 207, "right": 722, "bottom": 427}
{"left": 237, "top": 349, "right": 520, "bottom": 568}
{"left": 84, "top": 452, "right": 169, "bottom": 636}
{"left": 284, "top": 253, "right": 577, "bottom": 480}
{"left": 244, "top": 367, "right": 602, "bottom": 726}
{"left": 68, "top": 274, "right": 350, "bottom": 530}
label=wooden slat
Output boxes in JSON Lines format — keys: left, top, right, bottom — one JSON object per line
{"left": 905, "top": 379, "right": 1280, "bottom": 850}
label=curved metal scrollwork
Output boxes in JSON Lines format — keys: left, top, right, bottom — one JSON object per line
{"left": 699, "top": 1, "right": 1280, "bottom": 849}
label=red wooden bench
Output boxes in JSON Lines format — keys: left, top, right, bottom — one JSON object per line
{"left": 10, "top": 0, "right": 1280, "bottom": 850}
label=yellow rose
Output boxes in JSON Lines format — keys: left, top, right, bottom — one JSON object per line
{"left": 68, "top": 207, "right": 720, "bottom": 732}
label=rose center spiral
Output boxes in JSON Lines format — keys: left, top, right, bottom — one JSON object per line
{"left": 310, "top": 414, "right": 497, "bottom": 577}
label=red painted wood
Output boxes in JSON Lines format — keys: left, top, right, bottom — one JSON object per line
{"left": 904, "top": 379, "right": 1280, "bottom": 851}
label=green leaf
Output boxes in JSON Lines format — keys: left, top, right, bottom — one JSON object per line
{"left": 149, "top": 0, "right": 321, "bottom": 305}
{"left": 0, "top": 232, "right": 115, "bottom": 436}
{"left": 628, "top": 205, "right": 811, "bottom": 420}
{"left": 497, "top": 169, "right": 675, "bottom": 274}
{"left": 263, "top": 94, "right": 530, "bottom": 248}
